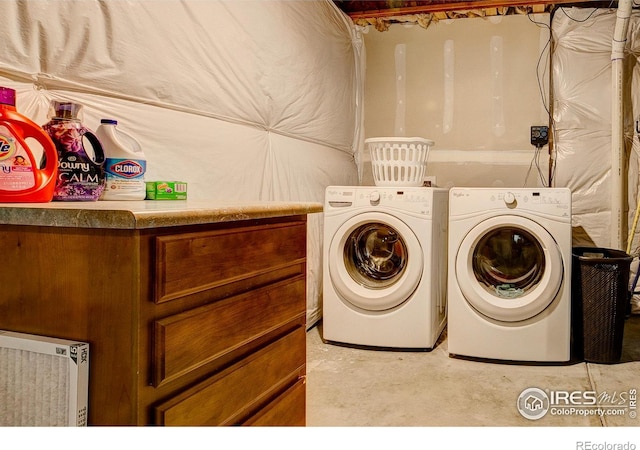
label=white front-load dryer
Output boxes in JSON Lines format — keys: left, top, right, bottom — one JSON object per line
{"left": 447, "top": 187, "right": 572, "bottom": 362}
{"left": 322, "top": 186, "right": 448, "bottom": 349}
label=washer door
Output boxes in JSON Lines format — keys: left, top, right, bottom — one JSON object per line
{"left": 329, "top": 212, "right": 423, "bottom": 311}
{"left": 455, "top": 215, "right": 563, "bottom": 322}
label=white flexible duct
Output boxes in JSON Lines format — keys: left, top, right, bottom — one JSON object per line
{"left": 612, "top": 0, "right": 633, "bottom": 250}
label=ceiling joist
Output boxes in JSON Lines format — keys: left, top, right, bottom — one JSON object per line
{"left": 333, "top": 1, "right": 614, "bottom": 30}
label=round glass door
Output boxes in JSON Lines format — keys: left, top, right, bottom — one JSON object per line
{"left": 344, "top": 222, "right": 408, "bottom": 290}
{"left": 329, "top": 212, "right": 423, "bottom": 311}
{"left": 473, "top": 227, "right": 545, "bottom": 299}
{"left": 456, "top": 215, "right": 563, "bottom": 322}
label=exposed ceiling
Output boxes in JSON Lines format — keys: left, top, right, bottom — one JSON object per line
{"left": 332, "top": 0, "right": 615, "bottom": 30}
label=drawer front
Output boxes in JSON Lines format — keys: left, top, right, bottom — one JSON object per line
{"left": 153, "top": 276, "right": 305, "bottom": 387}
{"left": 243, "top": 378, "right": 306, "bottom": 426}
{"left": 155, "top": 220, "right": 306, "bottom": 303}
{"left": 154, "top": 327, "right": 306, "bottom": 426}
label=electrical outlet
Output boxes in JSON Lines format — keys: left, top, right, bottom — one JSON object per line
{"left": 423, "top": 176, "right": 437, "bottom": 187}
{"left": 531, "top": 126, "right": 549, "bottom": 147}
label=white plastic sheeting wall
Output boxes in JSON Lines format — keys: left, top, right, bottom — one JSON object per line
{"left": 0, "top": 0, "right": 363, "bottom": 326}
{"left": 553, "top": 7, "right": 636, "bottom": 248}
{"left": 552, "top": 7, "right": 640, "bottom": 312}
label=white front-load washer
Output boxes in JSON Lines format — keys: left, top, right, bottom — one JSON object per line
{"left": 447, "top": 187, "right": 572, "bottom": 362}
{"left": 322, "top": 185, "right": 448, "bottom": 349}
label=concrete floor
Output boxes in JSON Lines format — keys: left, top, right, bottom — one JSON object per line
{"left": 306, "top": 316, "right": 640, "bottom": 427}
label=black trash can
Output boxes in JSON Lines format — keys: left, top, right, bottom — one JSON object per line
{"left": 572, "top": 247, "right": 633, "bottom": 363}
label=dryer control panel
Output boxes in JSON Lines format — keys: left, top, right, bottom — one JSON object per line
{"left": 449, "top": 187, "right": 571, "bottom": 219}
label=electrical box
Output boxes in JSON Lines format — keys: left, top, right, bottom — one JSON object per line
{"left": 530, "top": 126, "right": 549, "bottom": 147}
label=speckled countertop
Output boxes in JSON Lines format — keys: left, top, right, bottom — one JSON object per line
{"left": 0, "top": 200, "right": 323, "bottom": 229}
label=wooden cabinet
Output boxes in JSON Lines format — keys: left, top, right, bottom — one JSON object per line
{"left": 0, "top": 213, "right": 308, "bottom": 426}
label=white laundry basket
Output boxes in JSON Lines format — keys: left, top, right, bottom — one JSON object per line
{"left": 366, "top": 137, "right": 434, "bottom": 187}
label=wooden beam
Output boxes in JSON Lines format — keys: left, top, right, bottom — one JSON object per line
{"left": 338, "top": 0, "right": 607, "bottom": 19}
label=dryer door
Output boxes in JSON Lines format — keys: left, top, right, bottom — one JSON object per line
{"left": 328, "top": 211, "right": 423, "bottom": 311}
{"left": 455, "top": 215, "right": 564, "bottom": 322}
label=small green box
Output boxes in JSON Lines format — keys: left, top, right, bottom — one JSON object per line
{"left": 145, "top": 181, "right": 188, "bottom": 200}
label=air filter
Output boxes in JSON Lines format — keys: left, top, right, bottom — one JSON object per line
{"left": 0, "top": 330, "right": 89, "bottom": 426}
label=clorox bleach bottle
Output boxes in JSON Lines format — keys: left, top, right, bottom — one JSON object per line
{"left": 0, "top": 87, "right": 57, "bottom": 202}
{"left": 96, "top": 119, "right": 146, "bottom": 201}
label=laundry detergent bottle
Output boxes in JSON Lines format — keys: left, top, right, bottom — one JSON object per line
{"left": 0, "top": 87, "right": 57, "bottom": 202}
{"left": 43, "top": 101, "right": 105, "bottom": 201}
{"left": 96, "top": 119, "right": 146, "bottom": 200}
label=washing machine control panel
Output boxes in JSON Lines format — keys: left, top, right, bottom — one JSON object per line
{"left": 325, "top": 186, "right": 444, "bottom": 216}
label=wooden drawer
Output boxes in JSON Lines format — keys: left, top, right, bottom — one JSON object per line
{"left": 152, "top": 276, "right": 305, "bottom": 387}
{"left": 243, "top": 378, "right": 306, "bottom": 426}
{"left": 154, "top": 326, "right": 306, "bottom": 426}
{"left": 154, "top": 220, "right": 306, "bottom": 303}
